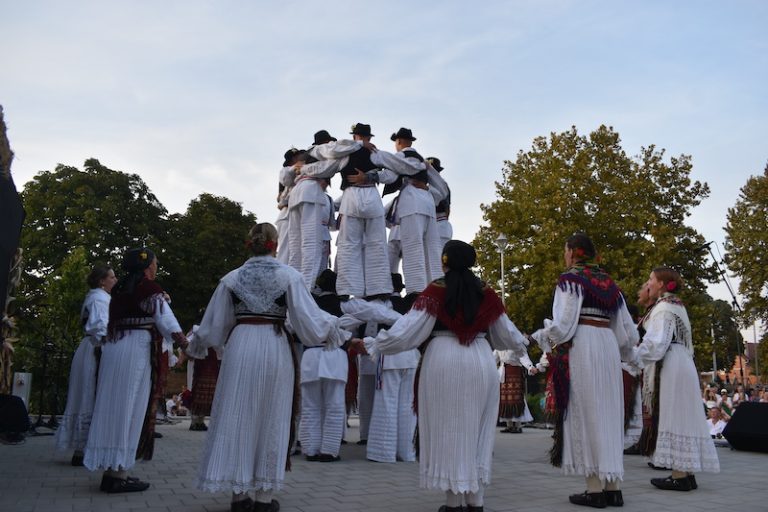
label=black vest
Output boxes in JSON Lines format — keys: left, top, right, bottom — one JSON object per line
{"left": 339, "top": 147, "right": 377, "bottom": 190}
{"left": 314, "top": 293, "right": 343, "bottom": 318}
{"left": 382, "top": 148, "right": 428, "bottom": 196}
{"left": 436, "top": 187, "right": 451, "bottom": 214}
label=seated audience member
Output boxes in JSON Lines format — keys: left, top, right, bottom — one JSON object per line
{"left": 706, "top": 407, "right": 728, "bottom": 438}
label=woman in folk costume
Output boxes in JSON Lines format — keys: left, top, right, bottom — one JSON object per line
{"left": 84, "top": 248, "right": 188, "bottom": 493}
{"left": 495, "top": 348, "right": 536, "bottom": 433}
{"left": 190, "top": 223, "right": 349, "bottom": 512}
{"left": 55, "top": 264, "right": 116, "bottom": 466}
{"left": 633, "top": 267, "right": 719, "bottom": 491}
{"left": 531, "top": 233, "right": 637, "bottom": 508}
{"left": 359, "top": 240, "right": 529, "bottom": 512}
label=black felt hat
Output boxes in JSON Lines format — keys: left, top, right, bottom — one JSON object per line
{"left": 390, "top": 127, "right": 416, "bottom": 142}
{"left": 283, "top": 148, "right": 301, "bottom": 167}
{"left": 350, "top": 123, "right": 374, "bottom": 137}
{"left": 427, "top": 157, "right": 443, "bottom": 172}
{"left": 312, "top": 130, "right": 337, "bottom": 146}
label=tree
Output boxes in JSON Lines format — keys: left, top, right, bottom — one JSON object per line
{"left": 724, "top": 163, "right": 768, "bottom": 327}
{"left": 158, "top": 193, "right": 256, "bottom": 329}
{"left": 475, "top": 125, "right": 715, "bottom": 362}
{"left": 20, "top": 158, "right": 168, "bottom": 294}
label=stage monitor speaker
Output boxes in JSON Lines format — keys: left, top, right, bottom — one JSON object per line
{"left": 722, "top": 402, "right": 768, "bottom": 453}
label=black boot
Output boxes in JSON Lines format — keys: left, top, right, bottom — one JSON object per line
{"left": 253, "top": 499, "right": 280, "bottom": 512}
{"left": 437, "top": 506, "right": 464, "bottom": 512}
{"left": 568, "top": 491, "right": 607, "bottom": 508}
{"left": 604, "top": 490, "right": 623, "bottom": 507}
{"left": 230, "top": 497, "right": 254, "bottom": 512}
{"left": 650, "top": 475, "right": 693, "bottom": 491}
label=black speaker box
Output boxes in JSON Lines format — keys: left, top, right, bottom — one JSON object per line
{"left": 722, "top": 402, "right": 768, "bottom": 453}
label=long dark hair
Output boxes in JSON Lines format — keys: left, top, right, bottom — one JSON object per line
{"left": 113, "top": 248, "right": 155, "bottom": 295}
{"left": 442, "top": 240, "right": 484, "bottom": 325}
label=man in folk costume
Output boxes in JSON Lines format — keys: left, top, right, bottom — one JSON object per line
{"left": 365, "top": 272, "right": 420, "bottom": 463}
{"left": 300, "top": 270, "right": 349, "bottom": 462}
{"left": 494, "top": 348, "right": 536, "bottom": 433}
{"left": 531, "top": 233, "right": 638, "bottom": 508}
{"left": 427, "top": 157, "right": 453, "bottom": 251}
{"left": 384, "top": 196, "right": 402, "bottom": 274}
{"left": 369, "top": 127, "right": 449, "bottom": 294}
{"left": 318, "top": 178, "right": 336, "bottom": 272}
{"left": 287, "top": 131, "right": 346, "bottom": 289}
{"left": 84, "top": 248, "right": 188, "bottom": 493}
{"left": 276, "top": 148, "right": 303, "bottom": 264}
{"left": 632, "top": 267, "right": 719, "bottom": 491}
{"left": 309, "top": 123, "right": 392, "bottom": 298}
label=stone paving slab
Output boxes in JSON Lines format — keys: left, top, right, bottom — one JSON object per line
{"left": 1, "top": 418, "right": 765, "bottom": 512}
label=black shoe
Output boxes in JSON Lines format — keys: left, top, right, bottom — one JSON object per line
{"left": 688, "top": 474, "right": 698, "bottom": 489}
{"left": 568, "top": 491, "right": 607, "bottom": 508}
{"left": 466, "top": 506, "right": 484, "bottom": 512}
{"left": 71, "top": 453, "right": 84, "bottom": 466}
{"left": 340, "top": 439, "right": 348, "bottom": 444}
{"left": 99, "top": 474, "right": 142, "bottom": 492}
{"left": 647, "top": 462, "right": 670, "bottom": 471}
{"left": 230, "top": 497, "right": 253, "bottom": 512}
{"left": 189, "top": 423, "right": 208, "bottom": 431}
{"left": 105, "top": 477, "right": 150, "bottom": 493}
{"left": 437, "top": 506, "right": 464, "bottom": 512}
{"left": 623, "top": 444, "right": 640, "bottom": 455}
{"left": 253, "top": 499, "right": 280, "bottom": 512}
{"left": 153, "top": 432, "right": 163, "bottom": 439}
{"left": 604, "top": 490, "right": 623, "bottom": 507}
{"left": 356, "top": 439, "right": 367, "bottom": 446}
{"left": 318, "top": 453, "right": 340, "bottom": 462}
{"left": 650, "top": 475, "right": 692, "bottom": 491}
{"left": 305, "top": 454, "right": 320, "bottom": 461}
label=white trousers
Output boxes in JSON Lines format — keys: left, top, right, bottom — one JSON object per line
{"left": 336, "top": 214, "right": 392, "bottom": 297}
{"left": 288, "top": 202, "right": 324, "bottom": 290}
{"left": 275, "top": 208, "right": 290, "bottom": 264}
{"left": 367, "top": 368, "right": 417, "bottom": 463}
{"left": 357, "top": 374, "right": 376, "bottom": 441}
{"left": 300, "top": 379, "right": 345, "bottom": 457}
{"left": 399, "top": 213, "right": 442, "bottom": 294}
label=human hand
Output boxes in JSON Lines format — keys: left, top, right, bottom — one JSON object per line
{"left": 347, "top": 169, "right": 367, "bottom": 185}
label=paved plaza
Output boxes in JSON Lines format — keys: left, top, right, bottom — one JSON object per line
{"left": 1, "top": 418, "right": 765, "bottom": 512}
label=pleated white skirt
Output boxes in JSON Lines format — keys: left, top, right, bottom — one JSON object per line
{"left": 84, "top": 331, "right": 152, "bottom": 471}
{"left": 197, "top": 324, "right": 294, "bottom": 494}
{"left": 653, "top": 344, "right": 720, "bottom": 473}
{"left": 55, "top": 337, "right": 99, "bottom": 452}
{"left": 562, "top": 325, "right": 624, "bottom": 481}
{"left": 418, "top": 335, "right": 498, "bottom": 493}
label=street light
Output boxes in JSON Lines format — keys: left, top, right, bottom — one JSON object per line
{"left": 495, "top": 233, "right": 509, "bottom": 299}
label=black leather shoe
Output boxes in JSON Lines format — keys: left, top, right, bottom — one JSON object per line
{"left": 568, "top": 491, "right": 607, "bottom": 508}
{"left": 466, "top": 506, "right": 484, "bottom": 512}
{"left": 688, "top": 474, "right": 698, "bottom": 489}
{"left": 318, "top": 453, "right": 340, "bottom": 462}
{"left": 623, "top": 444, "right": 640, "bottom": 455}
{"left": 99, "top": 474, "right": 141, "bottom": 492}
{"left": 71, "top": 453, "right": 84, "bottom": 466}
{"left": 604, "top": 490, "right": 623, "bottom": 507}
{"left": 650, "top": 475, "right": 692, "bottom": 491}
{"left": 230, "top": 497, "right": 254, "bottom": 512}
{"left": 437, "top": 506, "right": 464, "bottom": 512}
{"left": 253, "top": 499, "right": 280, "bottom": 512}
{"left": 105, "top": 477, "right": 150, "bottom": 493}
{"left": 647, "top": 462, "right": 669, "bottom": 471}
{"left": 305, "top": 454, "right": 320, "bottom": 461}
{"left": 153, "top": 432, "right": 163, "bottom": 439}
{"left": 356, "top": 439, "right": 367, "bottom": 445}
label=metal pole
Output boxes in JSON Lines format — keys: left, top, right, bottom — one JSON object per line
{"left": 711, "top": 325, "right": 717, "bottom": 384}
{"left": 753, "top": 322, "right": 760, "bottom": 384}
{"left": 500, "top": 249, "right": 505, "bottom": 301}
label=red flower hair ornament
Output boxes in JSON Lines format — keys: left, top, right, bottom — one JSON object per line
{"left": 666, "top": 281, "right": 678, "bottom": 292}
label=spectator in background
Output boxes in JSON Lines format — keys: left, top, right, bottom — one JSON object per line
{"left": 718, "top": 389, "right": 733, "bottom": 417}
{"left": 706, "top": 407, "right": 728, "bottom": 438}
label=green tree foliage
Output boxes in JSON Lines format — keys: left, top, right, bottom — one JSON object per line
{"left": 475, "top": 125, "right": 715, "bottom": 364}
{"left": 724, "top": 163, "right": 768, "bottom": 327}
{"left": 20, "top": 158, "right": 168, "bottom": 293}
{"left": 158, "top": 193, "right": 256, "bottom": 329}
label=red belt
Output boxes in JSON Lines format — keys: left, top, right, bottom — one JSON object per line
{"left": 578, "top": 318, "right": 610, "bottom": 328}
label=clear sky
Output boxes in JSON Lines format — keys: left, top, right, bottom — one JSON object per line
{"left": 1, "top": 1, "right": 766, "bottom": 325}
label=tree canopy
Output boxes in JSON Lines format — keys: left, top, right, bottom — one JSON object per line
{"left": 474, "top": 125, "right": 718, "bottom": 363}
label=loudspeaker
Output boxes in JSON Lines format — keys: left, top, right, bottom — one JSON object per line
{"left": 722, "top": 402, "right": 768, "bottom": 453}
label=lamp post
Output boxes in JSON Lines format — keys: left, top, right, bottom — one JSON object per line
{"left": 495, "top": 233, "right": 509, "bottom": 299}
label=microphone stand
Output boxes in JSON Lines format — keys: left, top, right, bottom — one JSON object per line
{"left": 705, "top": 244, "right": 747, "bottom": 386}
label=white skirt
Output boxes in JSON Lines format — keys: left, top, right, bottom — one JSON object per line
{"left": 562, "top": 325, "right": 624, "bottom": 481}
{"left": 197, "top": 324, "right": 295, "bottom": 494}
{"left": 84, "top": 331, "right": 152, "bottom": 471}
{"left": 55, "top": 337, "right": 99, "bottom": 452}
{"left": 418, "top": 335, "right": 499, "bottom": 493}
{"left": 652, "top": 345, "right": 720, "bottom": 473}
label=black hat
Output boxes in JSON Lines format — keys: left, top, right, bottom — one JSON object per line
{"left": 283, "top": 148, "right": 301, "bottom": 167}
{"left": 312, "top": 130, "right": 337, "bottom": 146}
{"left": 390, "top": 127, "right": 416, "bottom": 142}
{"left": 122, "top": 247, "right": 155, "bottom": 273}
{"left": 315, "top": 269, "right": 337, "bottom": 293}
{"left": 350, "top": 123, "right": 374, "bottom": 137}
{"left": 427, "top": 157, "right": 443, "bottom": 172}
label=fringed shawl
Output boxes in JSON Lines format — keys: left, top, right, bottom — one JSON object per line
{"left": 107, "top": 278, "right": 166, "bottom": 340}
{"left": 557, "top": 263, "right": 624, "bottom": 312}
{"left": 412, "top": 279, "right": 506, "bottom": 344}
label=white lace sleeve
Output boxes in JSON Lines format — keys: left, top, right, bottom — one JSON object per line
{"left": 363, "top": 308, "right": 436, "bottom": 358}
{"left": 191, "top": 281, "right": 237, "bottom": 356}
{"left": 634, "top": 310, "right": 675, "bottom": 367}
{"left": 286, "top": 273, "right": 350, "bottom": 349}
{"left": 279, "top": 166, "right": 296, "bottom": 187}
{"left": 531, "top": 286, "right": 582, "bottom": 350}
{"left": 142, "top": 294, "right": 183, "bottom": 340}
